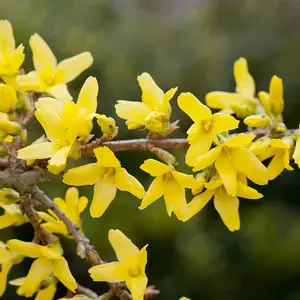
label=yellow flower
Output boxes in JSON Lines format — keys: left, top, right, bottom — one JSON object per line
{"left": 89, "top": 229, "right": 148, "bottom": 300}
{"left": 0, "top": 241, "right": 24, "bottom": 297}
{"left": 63, "top": 147, "right": 145, "bottom": 218}
{"left": 193, "top": 133, "right": 268, "bottom": 196}
{"left": 0, "top": 84, "right": 17, "bottom": 113}
{"left": 17, "top": 100, "right": 81, "bottom": 174}
{"left": 180, "top": 297, "right": 191, "bottom": 300}
{"left": 10, "top": 277, "right": 57, "bottom": 300}
{"left": 0, "top": 204, "right": 28, "bottom": 230}
{"left": 7, "top": 239, "right": 77, "bottom": 297}
{"left": 38, "top": 187, "right": 88, "bottom": 236}
{"left": 185, "top": 175, "right": 263, "bottom": 231}
{"left": 254, "top": 138, "right": 293, "bottom": 180}
{"left": 140, "top": 159, "right": 196, "bottom": 221}
{"left": 293, "top": 130, "right": 300, "bottom": 167}
{"left": 206, "top": 57, "right": 256, "bottom": 117}
{"left": 0, "top": 188, "right": 19, "bottom": 204}
{"left": 0, "top": 20, "right": 25, "bottom": 79}
{"left": 17, "top": 34, "right": 93, "bottom": 101}
{"left": 115, "top": 73, "right": 177, "bottom": 133}
{"left": 258, "top": 75, "right": 284, "bottom": 117}
{"left": 177, "top": 92, "right": 239, "bottom": 165}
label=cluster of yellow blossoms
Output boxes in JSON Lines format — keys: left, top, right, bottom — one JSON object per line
{"left": 0, "top": 20, "right": 300, "bottom": 300}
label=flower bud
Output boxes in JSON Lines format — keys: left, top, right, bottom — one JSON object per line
{"left": 244, "top": 115, "right": 270, "bottom": 128}
{"left": 269, "top": 75, "right": 284, "bottom": 115}
{"left": 145, "top": 111, "right": 169, "bottom": 133}
{"left": 258, "top": 91, "right": 270, "bottom": 115}
{"left": 0, "top": 113, "right": 21, "bottom": 135}
{"left": 230, "top": 103, "right": 251, "bottom": 118}
{"left": 97, "top": 114, "right": 117, "bottom": 136}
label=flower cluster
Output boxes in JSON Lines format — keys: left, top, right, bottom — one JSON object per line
{"left": 0, "top": 19, "right": 299, "bottom": 300}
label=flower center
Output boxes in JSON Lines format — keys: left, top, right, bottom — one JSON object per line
{"left": 202, "top": 119, "right": 212, "bottom": 132}
{"left": 103, "top": 167, "right": 116, "bottom": 179}
{"left": 128, "top": 265, "right": 142, "bottom": 278}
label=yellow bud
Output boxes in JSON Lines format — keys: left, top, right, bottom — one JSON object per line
{"left": 269, "top": 75, "right": 284, "bottom": 115}
{"left": 125, "top": 121, "right": 144, "bottom": 130}
{"left": 145, "top": 111, "right": 169, "bottom": 133}
{"left": 230, "top": 103, "right": 251, "bottom": 118}
{"left": 0, "top": 113, "right": 21, "bottom": 135}
{"left": 258, "top": 91, "right": 270, "bottom": 115}
{"left": 244, "top": 115, "right": 270, "bottom": 128}
{"left": 97, "top": 114, "right": 117, "bottom": 136}
{"left": 0, "top": 188, "right": 20, "bottom": 204}
{"left": 0, "top": 84, "right": 17, "bottom": 113}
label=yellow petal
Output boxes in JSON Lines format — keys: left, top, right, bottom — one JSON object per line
{"left": 8, "top": 276, "right": 26, "bottom": 286}
{"left": 244, "top": 114, "right": 270, "bottom": 128}
{"left": 89, "top": 262, "right": 129, "bottom": 282}
{"left": 90, "top": 179, "right": 117, "bottom": 218}
{"left": 140, "top": 159, "right": 172, "bottom": 176}
{"left": 109, "top": 229, "right": 139, "bottom": 263}
{"left": 177, "top": 92, "right": 211, "bottom": 122}
{"left": 76, "top": 76, "right": 98, "bottom": 115}
{"left": 17, "top": 72, "right": 43, "bottom": 91}
{"left": 0, "top": 84, "right": 17, "bottom": 113}
{"left": 0, "top": 20, "right": 15, "bottom": 55}
{"left": 115, "top": 101, "right": 151, "bottom": 125}
{"left": 115, "top": 168, "right": 145, "bottom": 199}
{"left": 258, "top": 91, "right": 270, "bottom": 115}
{"left": 139, "top": 176, "right": 164, "bottom": 210}
{"left": 223, "top": 133, "right": 255, "bottom": 148}
{"left": 267, "top": 153, "right": 285, "bottom": 180}
{"left": 53, "top": 257, "right": 77, "bottom": 292}
{"left": 215, "top": 151, "right": 237, "bottom": 196}
{"left": 270, "top": 139, "right": 290, "bottom": 149}
{"left": 46, "top": 84, "right": 72, "bottom": 101}
{"left": 94, "top": 146, "right": 121, "bottom": 168}
{"left": 283, "top": 149, "right": 293, "bottom": 171}
{"left": 234, "top": 57, "right": 255, "bottom": 99}
{"left": 185, "top": 189, "right": 214, "bottom": 221}
{"left": 55, "top": 52, "right": 93, "bottom": 84}
{"left": 211, "top": 113, "right": 239, "bottom": 132}
{"left": 21, "top": 257, "right": 53, "bottom": 297}
{"left": 63, "top": 163, "right": 101, "bottom": 186}
{"left": 193, "top": 146, "right": 222, "bottom": 172}
{"left": 137, "top": 73, "right": 164, "bottom": 109}
{"left": 206, "top": 91, "right": 244, "bottom": 110}
{"left": 39, "top": 243, "right": 62, "bottom": 260}
{"left": 0, "top": 214, "right": 18, "bottom": 230}
{"left": 185, "top": 137, "right": 212, "bottom": 167}
{"left": 0, "top": 263, "right": 13, "bottom": 297}
{"left": 214, "top": 189, "right": 240, "bottom": 232}
{"left": 249, "top": 139, "right": 271, "bottom": 156}
{"left": 237, "top": 182, "right": 263, "bottom": 199}
{"left": 7, "top": 240, "right": 42, "bottom": 258}
{"left": 172, "top": 171, "right": 196, "bottom": 189}
{"left": 126, "top": 275, "right": 148, "bottom": 300}
{"left": 269, "top": 75, "right": 284, "bottom": 115}
{"left": 35, "top": 281, "right": 57, "bottom": 300}
{"left": 293, "top": 139, "right": 300, "bottom": 166}
{"left": 29, "top": 34, "right": 57, "bottom": 74}
{"left": 77, "top": 196, "right": 88, "bottom": 214}
{"left": 17, "top": 142, "right": 57, "bottom": 160}
{"left": 48, "top": 146, "right": 70, "bottom": 170}
{"left": 64, "top": 187, "right": 78, "bottom": 215}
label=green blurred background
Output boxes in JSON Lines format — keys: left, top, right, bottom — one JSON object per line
{"left": 2, "top": 0, "right": 300, "bottom": 299}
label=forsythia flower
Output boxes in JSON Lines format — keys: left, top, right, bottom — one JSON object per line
{"left": 185, "top": 175, "right": 263, "bottom": 231}
{"left": 0, "top": 20, "right": 25, "bottom": 80}
{"left": 0, "top": 188, "right": 19, "bottom": 204}
{"left": 206, "top": 57, "right": 256, "bottom": 117}
{"left": 17, "top": 100, "right": 81, "bottom": 174}
{"left": 97, "top": 114, "right": 118, "bottom": 137}
{"left": 0, "top": 241, "right": 23, "bottom": 297}
{"left": 193, "top": 133, "right": 268, "bottom": 196}
{"left": 139, "top": 159, "right": 196, "bottom": 221}
{"left": 7, "top": 239, "right": 77, "bottom": 297}
{"left": 17, "top": 33, "right": 93, "bottom": 101}
{"left": 179, "top": 297, "right": 191, "bottom": 300}
{"left": 0, "top": 84, "right": 17, "bottom": 113}
{"left": 10, "top": 277, "right": 57, "bottom": 300}
{"left": 38, "top": 187, "right": 88, "bottom": 236}
{"left": 253, "top": 138, "right": 293, "bottom": 180}
{"left": 89, "top": 229, "right": 148, "bottom": 300}
{"left": 63, "top": 147, "right": 145, "bottom": 218}
{"left": 115, "top": 72, "right": 177, "bottom": 133}
{"left": 0, "top": 204, "right": 28, "bottom": 230}
{"left": 177, "top": 92, "right": 239, "bottom": 165}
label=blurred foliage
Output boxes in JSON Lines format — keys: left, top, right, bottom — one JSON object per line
{"left": 1, "top": 0, "right": 300, "bottom": 299}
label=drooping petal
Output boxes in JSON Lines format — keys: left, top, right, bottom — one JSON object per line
{"left": 63, "top": 163, "right": 101, "bottom": 186}
{"left": 17, "top": 72, "right": 43, "bottom": 91}
{"left": 212, "top": 113, "right": 239, "bottom": 132}
{"left": 185, "top": 137, "right": 212, "bottom": 167}
{"left": 215, "top": 151, "right": 237, "bottom": 196}
{"left": 55, "top": 52, "right": 93, "bottom": 84}
{"left": 267, "top": 153, "right": 285, "bottom": 180}
{"left": 185, "top": 189, "right": 214, "bottom": 221}
{"left": 17, "top": 142, "right": 57, "bottom": 160}
{"left": 193, "top": 146, "right": 222, "bottom": 172}
{"left": 115, "top": 101, "right": 151, "bottom": 125}
{"left": 108, "top": 229, "right": 139, "bottom": 263}
{"left": 89, "top": 262, "right": 129, "bottom": 282}
{"left": 206, "top": 91, "right": 244, "bottom": 110}
{"left": 172, "top": 171, "right": 196, "bottom": 189}
{"left": 53, "top": 257, "right": 77, "bottom": 292}
{"left": 126, "top": 275, "right": 148, "bottom": 300}
{"left": 283, "top": 149, "right": 293, "bottom": 171}
{"left": 35, "top": 281, "right": 57, "bottom": 300}
{"left": 237, "top": 182, "right": 263, "bottom": 199}
{"left": 0, "top": 20, "right": 15, "bottom": 55}
{"left": 21, "top": 257, "right": 53, "bottom": 297}
{"left": 46, "top": 84, "right": 73, "bottom": 101}
{"left": 177, "top": 92, "right": 211, "bottom": 122}
{"left": 76, "top": 76, "right": 98, "bottom": 114}
{"left": 214, "top": 189, "right": 240, "bottom": 232}
{"left": 223, "top": 133, "right": 255, "bottom": 148}
{"left": 115, "top": 168, "right": 145, "bottom": 199}
{"left": 0, "top": 263, "right": 13, "bottom": 297}
{"left": 140, "top": 159, "right": 172, "bottom": 176}
{"left": 29, "top": 34, "right": 57, "bottom": 74}
{"left": 7, "top": 240, "right": 42, "bottom": 258}
{"left": 39, "top": 243, "right": 63, "bottom": 260}
{"left": 94, "top": 146, "right": 121, "bottom": 168}
{"left": 90, "top": 179, "right": 117, "bottom": 218}
{"left": 139, "top": 176, "right": 164, "bottom": 209}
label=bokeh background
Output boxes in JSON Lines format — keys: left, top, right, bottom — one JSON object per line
{"left": 1, "top": 0, "right": 300, "bottom": 299}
